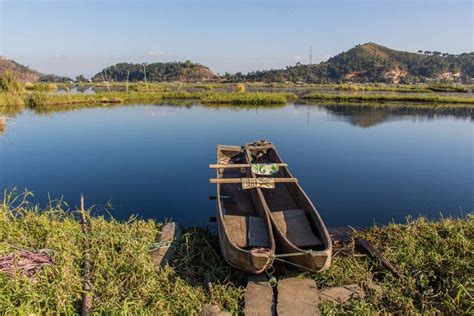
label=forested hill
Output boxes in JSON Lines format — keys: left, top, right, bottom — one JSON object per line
{"left": 91, "top": 61, "right": 216, "bottom": 82}
{"left": 224, "top": 43, "right": 474, "bottom": 83}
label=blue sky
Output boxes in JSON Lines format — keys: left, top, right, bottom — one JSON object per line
{"left": 0, "top": 0, "right": 472, "bottom": 77}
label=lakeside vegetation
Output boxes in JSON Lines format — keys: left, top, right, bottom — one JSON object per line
{"left": 0, "top": 191, "right": 471, "bottom": 314}
{"left": 0, "top": 72, "right": 473, "bottom": 111}
{"left": 201, "top": 92, "right": 296, "bottom": 105}
{"left": 303, "top": 92, "right": 474, "bottom": 105}
{"left": 25, "top": 91, "right": 297, "bottom": 107}
{"left": 334, "top": 83, "right": 470, "bottom": 93}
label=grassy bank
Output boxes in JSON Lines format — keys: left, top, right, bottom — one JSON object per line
{"left": 334, "top": 83, "right": 470, "bottom": 93}
{"left": 0, "top": 191, "right": 243, "bottom": 314}
{"left": 0, "top": 191, "right": 472, "bottom": 314}
{"left": 201, "top": 92, "right": 296, "bottom": 105}
{"left": 25, "top": 83, "right": 58, "bottom": 92}
{"left": 303, "top": 92, "right": 474, "bottom": 105}
{"left": 0, "top": 93, "right": 25, "bottom": 107}
{"left": 25, "top": 91, "right": 297, "bottom": 108}
{"left": 26, "top": 92, "right": 164, "bottom": 108}
{"left": 303, "top": 100, "right": 474, "bottom": 111}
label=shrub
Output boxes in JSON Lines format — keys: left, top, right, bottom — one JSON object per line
{"left": 235, "top": 83, "right": 246, "bottom": 93}
{"left": 0, "top": 72, "right": 24, "bottom": 94}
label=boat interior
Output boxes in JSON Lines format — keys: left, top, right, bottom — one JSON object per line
{"left": 218, "top": 147, "right": 271, "bottom": 250}
{"left": 246, "top": 146, "right": 325, "bottom": 251}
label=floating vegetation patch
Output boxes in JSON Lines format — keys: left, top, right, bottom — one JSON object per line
{"left": 303, "top": 92, "right": 474, "bottom": 105}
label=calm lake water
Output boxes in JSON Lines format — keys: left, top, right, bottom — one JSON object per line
{"left": 0, "top": 103, "right": 472, "bottom": 227}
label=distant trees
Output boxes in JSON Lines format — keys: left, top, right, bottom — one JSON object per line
{"left": 90, "top": 44, "right": 473, "bottom": 84}
{"left": 91, "top": 61, "right": 215, "bottom": 82}
{"left": 40, "top": 74, "right": 72, "bottom": 82}
{"left": 75, "top": 75, "right": 88, "bottom": 83}
{"left": 222, "top": 43, "right": 473, "bottom": 83}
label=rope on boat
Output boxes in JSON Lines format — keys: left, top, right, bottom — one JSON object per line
{"left": 266, "top": 250, "right": 316, "bottom": 272}
{"left": 148, "top": 241, "right": 173, "bottom": 251}
{"left": 272, "top": 256, "right": 313, "bottom": 271}
{"left": 273, "top": 250, "right": 315, "bottom": 258}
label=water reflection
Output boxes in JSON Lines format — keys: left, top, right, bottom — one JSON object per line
{"left": 0, "top": 102, "right": 472, "bottom": 227}
{"left": 299, "top": 103, "right": 473, "bottom": 128}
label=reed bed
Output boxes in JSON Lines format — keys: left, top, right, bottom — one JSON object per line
{"left": 25, "top": 83, "right": 58, "bottom": 92}
{"left": 26, "top": 92, "right": 167, "bottom": 108}
{"left": 201, "top": 92, "right": 297, "bottom": 105}
{"left": 303, "top": 92, "right": 474, "bottom": 105}
{"left": 25, "top": 91, "right": 297, "bottom": 108}
{"left": 335, "top": 83, "right": 432, "bottom": 93}
{"left": 0, "top": 93, "right": 25, "bottom": 107}
{"left": 303, "top": 100, "right": 474, "bottom": 110}
{"left": 0, "top": 189, "right": 471, "bottom": 314}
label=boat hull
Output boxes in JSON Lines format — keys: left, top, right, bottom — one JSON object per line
{"left": 215, "top": 145, "right": 275, "bottom": 274}
{"left": 245, "top": 142, "right": 332, "bottom": 272}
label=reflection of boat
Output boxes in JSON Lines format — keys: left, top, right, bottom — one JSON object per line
{"left": 245, "top": 141, "right": 332, "bottom": 272}
{"left": 211, "top": 145, "right": 275, "bottom": 274}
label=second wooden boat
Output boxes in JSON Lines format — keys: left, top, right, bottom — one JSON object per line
{"left": 245, "top": 141, "right": 332, "bottom": 272}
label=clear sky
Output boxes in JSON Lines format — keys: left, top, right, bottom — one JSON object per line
{"left": 0, "top": 0, "right": 472, "bottom": 78}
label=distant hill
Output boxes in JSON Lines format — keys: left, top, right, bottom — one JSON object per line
{"left": 227, "top": 43, "right": 474, "bottom": 83}
{"left": 0, "top": 57, "right": 72, "bottom": 82}
{"left": 0, "top": 57, "right": 42, "bottom": 82}
{"left": 92, "top": 61, "right": 216, "bottom": 82}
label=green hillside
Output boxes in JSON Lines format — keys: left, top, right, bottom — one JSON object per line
{"left": 92, "top": 61, "right": 216, "bottom": 82}
{"left": 227, "top": 43, "right": 474, "bottom": 83}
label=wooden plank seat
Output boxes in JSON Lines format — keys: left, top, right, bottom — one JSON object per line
{"left": 271, "top": 209, "right": 323, "bottom": 248}
{"left": 224, "top": 215, "right": 270, "bottom": 248}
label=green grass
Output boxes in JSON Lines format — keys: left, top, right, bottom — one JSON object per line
{"left": 333, "top": 83, "right": 471, "bottom": 93}
{"left": 0, "top": 190, "right": 472, "bottom": 314}
{"left": 26, "top": 92, "right": 166, "bottom": 108}
{"left": 334, "top": 83, "right": 433, "bottom": 93}
{"left": 25, "top": 91, "right": 297, "bottom": 108}
{"left": 0, "top": 93, "right": 25, "bottom": 107}
{"left": 201, "top": 92, "right": 297, "bottom": 105}
{"left": 25, "top": 83, "right": 58, "bottom": 92}
{"left": 0, "top": 190, "right": 244, "bottom": 314}
{"left": 427, "top": 84, "right": 469, "bottom": 93}
{"left": 318, "top": 216, "right": 473, "bottom": 314}
{"left": 303, "top": 92, "right": 474, "bottom": 105}
{"left": 304, "top": 100, "right": 474, "bottom": 110}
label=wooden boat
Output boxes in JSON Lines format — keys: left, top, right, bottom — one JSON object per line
{"left": 244, "top": 141, "right": 332, "bottom": 272}
{"left": 210, "top": 145, "right": 276, "bottom": 274}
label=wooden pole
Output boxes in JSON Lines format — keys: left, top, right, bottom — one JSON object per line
{"left": 80, "top": 194, "right": 92, "bottom": 315}
{"left": 209, "top": 163, "right": 288, "bottom": 169}
{"left": 176, "top": 82, "right": 183, "bottom": 93}
{"left": 356, "top": 238, "right": 401, "bottom": 278}
{"left": 209, "top": 178, "right": 297, "bottom": 184}
{"left": 103, "top": 69, "right": 110, "bottom": 92}
{"left": 143, "top": 63, "right": 149, "bottom": 92}
{"left": 126, "top": 70, "right": 130, "bottom": 92}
